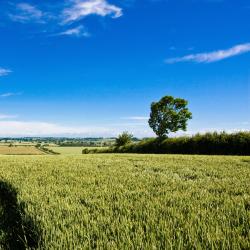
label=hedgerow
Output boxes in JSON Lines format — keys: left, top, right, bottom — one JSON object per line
{"left": 97, "top": 132, "right": 250, "bottom": 155}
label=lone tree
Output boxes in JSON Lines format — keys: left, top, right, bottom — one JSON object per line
{"left": 115, "top": 132, "right": 133, "bottom": 147}
{"left": 148, "top": 95, "right": 192, "bottom": 138}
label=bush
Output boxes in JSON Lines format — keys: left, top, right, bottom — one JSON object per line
{"left": 82, "top": 148, "right": 90, "bottom": 154}
{"left": 115, "top": 132, "right": 133, "bottom": 147}
{"left": 39, "top": 147, "right": 60, "bottom": 155}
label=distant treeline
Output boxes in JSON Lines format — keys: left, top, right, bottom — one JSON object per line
{"left": 96, "top": 132, "right": 250, "bottom": 155}
{"left": 58, "top": 142, "right": 111, "bottom": 147}
{"left": 58, "top": 138, "right": 140, "bottom": 147}
{"left": 0, "top": 137, "right": 117, "bottom": 147}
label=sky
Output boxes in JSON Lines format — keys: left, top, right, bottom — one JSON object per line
{"left": 0, "top": 0, "right": 249, "bottom": 137}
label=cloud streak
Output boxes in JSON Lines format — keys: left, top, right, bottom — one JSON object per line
{"left": 62, "top": 0, "right": 123, "bottom": 23}
{"left": 165, "top": 43, "right": 250, "bottom": 64}
{"left": 0, "top": 92, "right": 22, "bottom": 98}
{"left": 56, "top": 25, "right": 90, "bottom": 37}
{"left": 0, "top": 68, "right": 12, "bottom": 76}
{"left": 7, "top": 1, "right": 122, "bottom": 38}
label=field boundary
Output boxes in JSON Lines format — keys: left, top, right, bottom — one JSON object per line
{"left": 36, "top": 146, "right": 60, "bottom": 155}
{"left": 90, "top": 132, "right": 250, "bottom": 156}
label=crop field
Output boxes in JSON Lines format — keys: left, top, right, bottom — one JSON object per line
{"left": 0, "top": 146, "right": 44, "bottom": 155}
{"left": 0, "top": 154, "right": 250, "bottom": 249}
{"left": 47, "top": 146, "right": 107, "bottom": 155}
{"left": 46, "top": 146, "right": 86, "bottom": 155}
{"left": 0, "top": 142, "right": 36, "bottom": 146}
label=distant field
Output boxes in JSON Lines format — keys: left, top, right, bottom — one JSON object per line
{"left": 0, "top": 154, "right": 249, "bottom": 249}
{"left": 47, "top": 146, "right": 106, "bottom": 155}
{"left": 0, "top": 146, "right": 44, "bottom": 155}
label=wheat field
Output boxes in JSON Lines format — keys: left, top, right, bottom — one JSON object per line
{"left": 0, "top": 146, "right": 44, "bottom": 155}
{"left": 0, "top": 154, "right": 249, "bottom": 249}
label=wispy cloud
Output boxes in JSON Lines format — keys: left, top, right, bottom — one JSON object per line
{"left": 0, "top": 68, "right": 12, "bottom": 76}
{"left": 121, "top": 116, "right": 149, "bottom": 121}
{"left": 165, "top": 43, "right": 250, "bottom": 64}
{"left": 0, "top": 92, "right": 22, "bottom": 98}
{"left": 56, "top": 25, "right": 90, "bottom": 37}
{"left": 9, "top": 3, "right": 45, "bottom": 23}
{"left": 7, "top": 1, "right": 122, "bottom": 38}
{"left": 62, "top": 0, "right": 123, "bottom": 24}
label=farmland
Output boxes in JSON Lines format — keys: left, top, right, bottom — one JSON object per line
{"left": 46, "top": 146, "right": 102, "bottom": 155}
{"left": 0, "top": 146, "right": 44, "bottom": 155}
{"left": 0, "top": 154, "right": 249, "bottom": 249}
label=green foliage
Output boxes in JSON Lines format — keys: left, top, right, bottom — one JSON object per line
{"left": 115, "top": 132, "right": 133, "bottom": 147}
{"left": 107, "top": 132, "right": 250, "bottom": 155}
{"left": 0, "top": 154, "right": 249, "bottom": 248}
{"left": 82, "top": 148, "right": 90, "bottom": 154}
{"left": 39, "top": 147, "right": 60, "bottom": 155}
{"left": 148, "top": 95, "right": 192, "bottom": 138}
{"left": 82, "top": 148, "right": 98, "bottom": 154}
{"left": 57, "top": 138, "right": 115, "bottom": 147}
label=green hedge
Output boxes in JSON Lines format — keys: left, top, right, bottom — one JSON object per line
{"left": 101, "top": 132, "right": 250, "bottom": 155}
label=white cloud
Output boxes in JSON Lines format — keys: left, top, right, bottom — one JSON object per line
{"left": 0, "top": 92, "right": 22, "bottom": 98}
{"left": 9, "top": 3, "right": 45, "bottom": 23}
{"left": 0, "top": 121, "right": 112, "bottom": 137}
{"left": 0, "top": 68, "right": 12, "bottom": 76}
{"left": 57, "top": 25, "right": 90, "bottom": 37}
{"left": 0, "top": 120, "right": 153, "bottom": 137}
{"left": 165, "top": 43, "right": 250, "bottom": 64}
{"left": 62, "top": 0, "right": 123, "bottom": 23}
{"left": 7, "top": 1, "right": 122, "bottom": 38}
{"left": 0, "top": 119, "right": 247, "bottom": 138}
{"left": 121, "top": 116, "right": 149, "bottom": 121}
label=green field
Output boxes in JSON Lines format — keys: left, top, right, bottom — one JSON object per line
{"left": 47, "top": 146, "right": 107, "bottom": 155}
{"left": 46, "top": 146, "right": 86, "bottom": 155}
{"left": 0, "top": 154, "right": 250, "bottom": 249}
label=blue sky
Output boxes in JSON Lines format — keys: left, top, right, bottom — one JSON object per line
{"left": 0, "top": 0, "right": 249, "bottom": 137}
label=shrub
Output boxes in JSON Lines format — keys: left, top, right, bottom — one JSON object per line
{"left": 115, "top": 132, "right": 133, "bottom": 147}
{"left": 82, "top": 148, "right": 90, "bottom": 154}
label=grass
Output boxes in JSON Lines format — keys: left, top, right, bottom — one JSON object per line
{"left": 0, "top": 154, "right": 249, "bottom": 249}
{"left": 0, "top": 146, "right": 44, "bottom": 155}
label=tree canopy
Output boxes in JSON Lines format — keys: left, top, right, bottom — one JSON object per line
{"left": 148, "top": 95, "right": 192, "bottom": 138}
{"left": 115, "top": 132, "right": 133, "bottom": 146}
